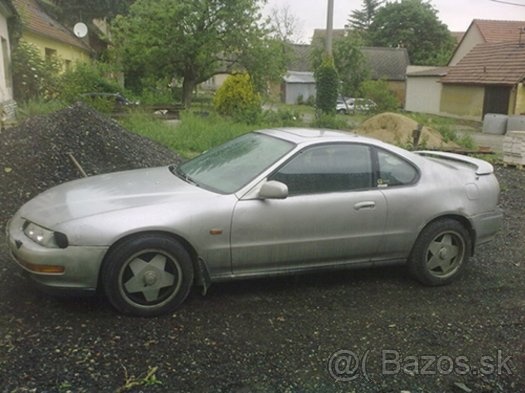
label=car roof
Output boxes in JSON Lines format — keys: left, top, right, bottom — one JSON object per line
{"left": 258, "top": 127, "right": 379, "bottom": 145}
{"left": 257, "top": 127, "right": 423, "bottom": 164}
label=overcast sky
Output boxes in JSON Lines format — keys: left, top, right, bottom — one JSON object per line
{"left": 263, "top": 0, "right": 525, "bottom": 43}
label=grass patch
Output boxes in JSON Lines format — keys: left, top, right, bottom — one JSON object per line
{"left": 310, "top": 113, "right": 352, "bottom": 130}
{"left": 174, "top": 112, "right": 260, "bottom": 156}
{"left": 118, "top": 110, "right": 180, "bottom": 149}
{"left": 120, "top": 110, "right": 259, "bottom": 158}
{"left": 16, "top": 99, "right": 67, "bottom": 120}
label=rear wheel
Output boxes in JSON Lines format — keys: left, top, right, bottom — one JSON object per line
{"left": 102, "top": 234, "right": 193, "bottom": 316}
{"left": 408, "top": 219, "right": 471, "bottom": 286}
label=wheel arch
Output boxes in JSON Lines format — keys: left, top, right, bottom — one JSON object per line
{"left": 416, "top": 214, "right": 476, "bottom": 256}
{"left": 96, "top": 230, "right": 202, "bottom": 291}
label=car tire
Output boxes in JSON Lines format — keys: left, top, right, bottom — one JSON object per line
{"left": 408, "top": 219, "right": 471, "bottom": 286}
{"left": 102, "top": 234, "right": 194, "bottom": 316}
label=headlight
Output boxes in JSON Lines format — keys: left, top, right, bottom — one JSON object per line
{"left": 23, "top": 222, "right": 68, "bottom": 249}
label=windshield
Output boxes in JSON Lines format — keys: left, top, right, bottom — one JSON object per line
{"left": 176, "top": 132, "right": 295, "bottom": 194}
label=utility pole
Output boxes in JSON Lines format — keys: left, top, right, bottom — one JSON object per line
{"left": 326, "top": 0, "right": 334, "bottom": 57}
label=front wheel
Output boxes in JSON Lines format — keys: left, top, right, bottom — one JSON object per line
{"left": 408, "top": 219, "right": 471, "bottom": 286}
{"left": 102, "top": 234, "right": 194, "bottom": 316}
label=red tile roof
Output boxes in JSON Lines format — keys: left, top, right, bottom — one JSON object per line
{"left": 12, "top": 0, "right": 91, "bottom": 52}
{"left": 473, "top": 19, "right": 525, "bottom": 43}
{"left": 441, "top": 42, "right": 525, "bottom": 85}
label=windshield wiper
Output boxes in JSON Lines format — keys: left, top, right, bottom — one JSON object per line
{"left": 171, "top": 165, "right": 199, "bottom": 187}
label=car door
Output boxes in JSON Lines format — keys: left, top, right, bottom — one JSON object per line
{"left": 230, "top": 143, "right": 387, "bottom": 275}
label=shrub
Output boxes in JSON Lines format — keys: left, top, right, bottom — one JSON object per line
{"left": 359, "top": 79, "right": 398, "bottom": 112}
{"left": 11, "top": 41, "right": 61, "bottom": 102}
{"left": 213, "top": 73, "right": 261, "bottom": 124}
{"left": 315, "top": 57, "right": 339, "bottom": 115}
{"left": 59, "top": 62, "right": 122, "bottom": 104}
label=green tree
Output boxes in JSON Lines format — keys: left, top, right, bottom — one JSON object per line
{"left": 311, "top": 32, "right": 368, "bottom": 98}
{"left": 368, "top": 0, "right": 454, "bottom": 65}
{"left": 348, "top": 0, "right": 383, "bottom": 35}
{"left": 315, "top": 57, "right": 339, "bottom": 115}
{"left": 112, "top": 0, "right": 285, "bottom": 107}
{"left": 332, "top": 33, "right": 369, "bottom": 97}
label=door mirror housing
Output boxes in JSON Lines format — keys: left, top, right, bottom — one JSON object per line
{"left": 258, "top": 181, "right": 288, "bottom": 200}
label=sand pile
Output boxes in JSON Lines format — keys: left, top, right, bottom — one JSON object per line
{"left": 356, "top": 112, "right": 459, "bottom": 149}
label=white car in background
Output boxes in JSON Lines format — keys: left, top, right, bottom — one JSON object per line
{"left": 336, "top": 97, "right": 377, "bottom": 114}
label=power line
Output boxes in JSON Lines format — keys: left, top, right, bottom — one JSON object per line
{"left": 489, "top": 0, "right": 525, "bottom": 6}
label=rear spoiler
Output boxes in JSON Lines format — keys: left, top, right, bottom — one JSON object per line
{"left": 414, "top": 151, "right": 494, "bottom": 175}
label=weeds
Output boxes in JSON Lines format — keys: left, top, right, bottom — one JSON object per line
{"left": 116, "top": 366, "right": 162, "bottom": 393}
{"left": 16, "top": 99, "right": 67, "bottom": 120}
{"left": 120, "top": 110, "right": 257, "bottom": 158}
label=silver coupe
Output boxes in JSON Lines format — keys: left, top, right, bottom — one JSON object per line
{"left": 6, "top": 128, "right": 503, "bottom": 316}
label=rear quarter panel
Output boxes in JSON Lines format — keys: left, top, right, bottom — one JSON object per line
{"left": 378, "top": 156, "right": 500, "bottom": 260}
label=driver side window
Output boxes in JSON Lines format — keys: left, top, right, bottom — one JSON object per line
{"left": 270, "top": 144, "right": 373, "bottom": 196}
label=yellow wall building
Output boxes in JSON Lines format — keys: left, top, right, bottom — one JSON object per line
{"left": 13, "top": 0, "right": 91, "bottom": 70}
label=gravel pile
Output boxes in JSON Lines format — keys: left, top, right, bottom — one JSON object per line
{"left": 0, "top": 102, "right": 181, "bottom": 224}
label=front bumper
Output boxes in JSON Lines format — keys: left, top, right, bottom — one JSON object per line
{"left": 6, "top": 215, "right": 108, "bottom": 291}
{"left": 471, "top": 207, "right": 504, "bottom": 246}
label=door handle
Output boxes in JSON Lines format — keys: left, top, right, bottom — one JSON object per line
{"left": 354, "top": 201, "right": 376, "bottom": 210}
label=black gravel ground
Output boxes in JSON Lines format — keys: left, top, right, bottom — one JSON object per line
{"left": 0, "top": 107, "right": 523, "bottom": 392}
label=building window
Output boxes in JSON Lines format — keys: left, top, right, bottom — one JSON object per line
{"left": 45, "top": 47, "right": 57, "bottom": 63}
{"left": 64, "top": 59, "right": 72, "bottom": 71}
{"left": 1, "top": 37, "right": 11, "bottom": 88}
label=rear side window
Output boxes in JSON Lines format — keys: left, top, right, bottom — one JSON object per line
{"left": 376, "top": 149, "right": 418, "bottom": 187}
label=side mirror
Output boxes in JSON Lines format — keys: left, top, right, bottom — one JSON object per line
{"left": 258, "top": 180, "right": 288, "bottom": 200}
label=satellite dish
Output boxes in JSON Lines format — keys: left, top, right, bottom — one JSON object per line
{"left": 73, "top": 22, "right": 88, "bottom": 38}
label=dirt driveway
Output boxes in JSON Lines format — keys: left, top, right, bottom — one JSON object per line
{"left": 0, "top": 165, "right": 523, "bottom": 393}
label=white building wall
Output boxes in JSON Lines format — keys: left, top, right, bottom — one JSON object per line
{"left": 284, "top": 83, "right": 316, "bottom": 105}
{"left": 405, "top": 76, "right": 442, "bottom": 114}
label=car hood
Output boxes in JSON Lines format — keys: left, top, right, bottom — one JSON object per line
{"left": 18, "top": 166, "right": 210, "bottom": 227}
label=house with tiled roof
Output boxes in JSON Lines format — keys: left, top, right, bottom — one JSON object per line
{"left": 405, "top": 19, "right": 525, "bottom": 119}
{"left": 0, "top": 0, "right": 17, "bottom": 119}
{"left": 441, "top": 41, "right": 525, "bottom": 118}
{"left": 449, "top": 19, "right": 525, "bottom": 66}
{"left": 12, "top": 0, "right": 91, "bottom": 71}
